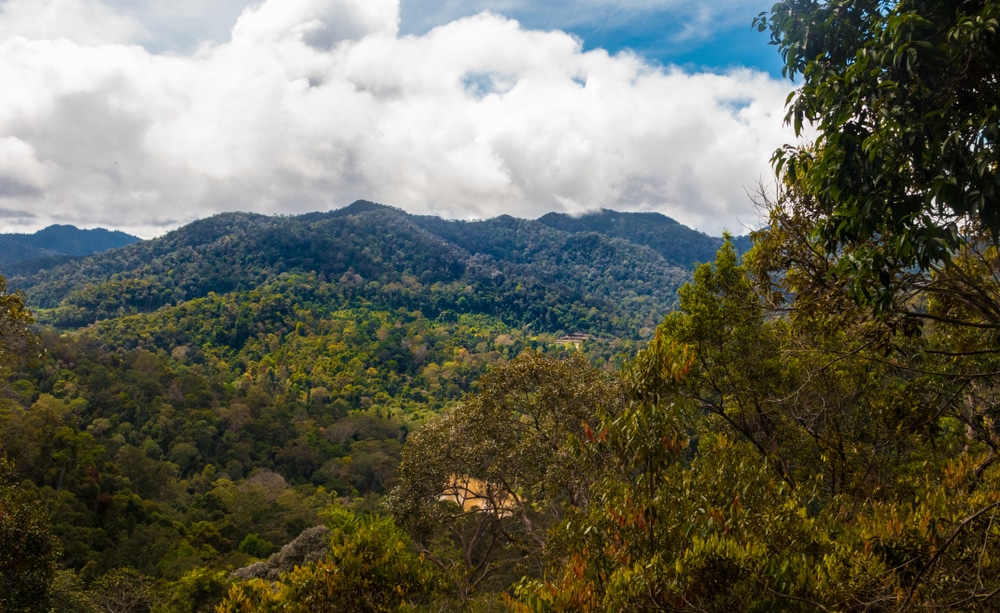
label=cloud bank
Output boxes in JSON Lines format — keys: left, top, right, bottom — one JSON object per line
{"left": 0, "top": 0, "right": 793, "bottom": 237}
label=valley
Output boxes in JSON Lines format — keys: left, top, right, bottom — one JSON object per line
{"left": 0, "top": 202, "right": 717, "bottom": 610}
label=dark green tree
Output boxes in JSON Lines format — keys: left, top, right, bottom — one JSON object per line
{"left": 0, "top": 277, "right": 57, "bottom": 613}
{"left": 219, "top": 508, "right": 438, "bottom": 613}
{"left": 388, "top": 352, "right": 623, "bottom": 603}
{"left": 757, "top": 0, "right": 1000, "bottom": 312}
{"left": 513, "top": 239, "right": 1000, "bottom": 611}
{"left": 0, "top": 274, "right": 32, "bottom": 376}
{"left": 0, "top": 455, "right": 61, "bottom": 613}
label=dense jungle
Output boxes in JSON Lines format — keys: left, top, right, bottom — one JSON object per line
{"left": 2, "top": 0, "right": 999, "bottom": 611}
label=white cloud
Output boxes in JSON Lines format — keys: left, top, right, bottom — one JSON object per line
{"left": 232, "top": 0, "right": 398, "bottom": 47}
{"left": 0, "top": 137, "right": 51, "bottom": 192}
{"left": 0, "top": 0, "right": 794, "bottom": 237}
{"left": 0, "top": 0, "right": 145, "bottom": 45}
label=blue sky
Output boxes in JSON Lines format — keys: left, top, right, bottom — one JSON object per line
{"left": 0, "top": 0, "right": 797, "bottom": 237}
{"left": 399, "top": 1, "right": 785, "bottom": 76}
{"left": 90, "top": 0, "right": 785, "bottom": 75}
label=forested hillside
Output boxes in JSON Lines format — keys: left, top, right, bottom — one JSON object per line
{"left": 0, "top": 203, "right": 704, "bottom": 611}
{"left": 10, "top": 202, "right": 692, "bottom": 338}
{"left": 537, "top": 209, "right": 727, "bottom": 269}
{"left": 3, "top": 0, "right": 998, "bottom": 608}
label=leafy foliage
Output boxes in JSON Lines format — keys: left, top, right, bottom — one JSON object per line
{"left": 756, "top": 0, "right": 1000, "bottom": 309}
{"left": 0, "top": 274, "right": 33, "bottom": 375}
{"left": 0, "top": 455, "right": 61, "bottom": 613}
{"left": 388, "top": 353, "right": 623, "bottom": 603}
{"left": 0, "top": 209, "right": 650, "bottom": 609}
{"left": 3, "top": 2, "right": 999, "bottom": 608}
{"left": 219, "top": 508, "right": 439, "bottom": 613}
{"left": 0, "top": 280, "right": 55, "bottom": 613}
{"left": 510, "top": 239, "right": 1000, "bottom": 611}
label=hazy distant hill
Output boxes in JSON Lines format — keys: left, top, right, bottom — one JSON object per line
{"left": 10, "top": 201, "right": 720, "bottom": 338}
{"left": 0, "top": 224, "right": 140, "bottom": 274}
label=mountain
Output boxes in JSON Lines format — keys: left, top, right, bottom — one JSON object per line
{"left": 538, "top": 209, "right": 752, "bottom": 269}
{"left": 11, "top": 201, "right": 696, "bottom": 338}
{"left": 0, "top": 224, "right": 141, "bottom": 274}
{"left": 0, "top": 202, "right": 744, "bottom": 595}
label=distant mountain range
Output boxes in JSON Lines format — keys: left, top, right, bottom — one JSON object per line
{"left": 6, "top": 202, "right": 748, "bottom": 337}
{"left": 0, "top": 224, "right": 141, "bottom": 275}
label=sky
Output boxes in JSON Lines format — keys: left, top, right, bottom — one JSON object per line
{"left": 0, "top": 0, "right": 799, "bottom": 238}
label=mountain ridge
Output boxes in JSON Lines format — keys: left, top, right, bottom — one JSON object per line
{"left": 537, "top": 208, "right": 749, "bottom": 269}
{"left": 8, "top": 202, "right": 750, "bottom": 339}
{"left": 0, "top": 224, "right": 141, "bottom": 275}
{"left": 10, "top": 202, "right": 721, "bottom": 338}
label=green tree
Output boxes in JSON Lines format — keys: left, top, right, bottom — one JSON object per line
{"left": 0, "top": 277, "right": 56, "bottom": 613}
{"left": 514, "top": 241, "right": 1000, "bottom": 611}
{"left": 757, "top": 0, "right": 1000, "bottom": 311}
{"left": 0, "top": 274, "right": 32, "bottom": 373}
{"left": 154, "top": 567, "right": 229, "bottom": 613}
{"left": 218, "top": 508, "right": 438, "bottom": 613}
{"left": 0, "top": 455, "right": 61, "bottom": 613}
{"left": 388, "top": 353, "right": 623, "bottom": 602}
{"left": 88, "top": 568, "right": 155, "bottom": 613}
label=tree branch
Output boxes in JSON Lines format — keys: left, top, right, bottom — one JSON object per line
{"left": 905, "top": 502, "right": 1000, "bottom": 606}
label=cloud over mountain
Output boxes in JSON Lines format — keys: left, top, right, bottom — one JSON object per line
{"left": 0, "top": 0, "right": 793, "bottom": 237}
